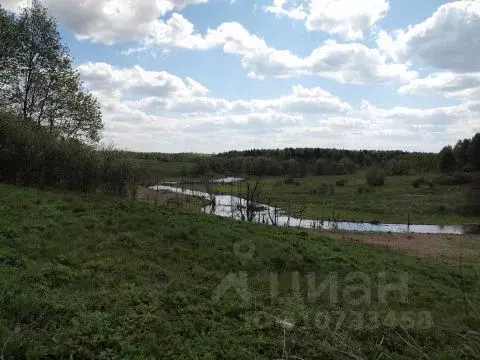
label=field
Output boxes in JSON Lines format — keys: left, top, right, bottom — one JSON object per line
{"left": 138, "top": 160, "right": 195, "bottom": 182}
{"left": 207, "top": 171, "right": 477, "bottom": 225}
{"left": 0, "top": 184, "right": 479, "bottom": 359}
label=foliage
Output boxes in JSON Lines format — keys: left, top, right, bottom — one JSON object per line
{"left": 445, "top": 133, "right": 480, "bottom": 172}
{"left": 385, "top": 159, "right": 412, "bottom": 176}
{"left": 434, "top": 173, "right": 474, "bottom": 186}
{"left": 365, "top": 167, "right": 385, "bottom": 186}
{"left": 412, "top": 177, "right": 426, "bottom": 188}
{"left": 438, "top": 146, "right": 457, "bottom": 173}
{"left": 465, "top": 180, "right": 480, "bottom": 215}
{"left": 0, "top": 1, "right": 103, "bottom": 142}
{"left": 0, "top": 112, "right": 137, "bottom": 197}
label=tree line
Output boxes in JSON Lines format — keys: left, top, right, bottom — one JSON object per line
{"left": 182, "top": 149, "right": 437, "bottom": 177}
{"left": 438, "top": 133, "right": 480, "bottom": 173}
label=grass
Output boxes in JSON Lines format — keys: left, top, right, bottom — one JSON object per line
{"left": 0, "top": 184, "right": 479, "bottom": 359}
{"left": 208, "top": 171, "right": 476, "bottom": 225}
{"left": 138, "top": 160, "right": 194, "bottom": 181}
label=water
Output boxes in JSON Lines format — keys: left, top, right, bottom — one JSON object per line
{"left": 211, "top": 177, "right": 245, "bottom": 184}
{"left": 150, "top": 185, "right": 477, "bottom": 235}
{"left": 159, "top": 177, "right": 244, "bottom": 185}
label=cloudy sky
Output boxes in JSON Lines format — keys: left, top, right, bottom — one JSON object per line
{"left": 4, "top": 0, "right": 480, "bottom": 153}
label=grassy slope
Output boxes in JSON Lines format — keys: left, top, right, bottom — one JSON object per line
{"left": 212, "top": 172, "right": 475, "bottom": 225}
{"left": 0, "top": 184, "right": 479, "bottom": 359}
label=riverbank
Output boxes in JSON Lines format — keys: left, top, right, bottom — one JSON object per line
{"left": 205, "top": 172, "right": 479, "bottom": 225}
{"left": 0, "top": 183, "right": 479, "bottom": 359}
{"left": 149, "top": 184, "right": 478, "bottom": 235}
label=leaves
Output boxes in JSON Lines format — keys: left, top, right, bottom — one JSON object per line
{"left": 0, "top": 1, "right": 103, "bottom": 143}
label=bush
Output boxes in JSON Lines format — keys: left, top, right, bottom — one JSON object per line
{"left": 465, "top": 180, "right": 480, "bottom": 215}
{"left": 412, "top": 177, "right": 425, "bottom": 188}
{"left": 0, "top": 113, "right": 139, "bottom": 198}
{"left": 336, "top": 179, "right": 347, "bottom": 187}
{"left": 438, "top": 146, "right": 456, "bottom": 173}
{"left": 365, "top": 167, "right": 385, "bottom": 186}
{"left": 434, "top": 173, "right": 473, "bottom": 186}
{"left": 385, "top": 159, "right": 412, "bottom": 176}
{"left": 284, "top": 175, "right": 295, "bottom": 184}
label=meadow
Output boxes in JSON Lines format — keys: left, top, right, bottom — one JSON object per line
{"left": 205, "top": 171, "right": 477, "bottom": 225}
{"left": 0, "top": 184, "right": 479, "bottom": 359}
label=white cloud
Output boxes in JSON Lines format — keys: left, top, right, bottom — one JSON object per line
{"left": 132, "top": 17, "right": 416, "bottom": 83}
{"left": 265, "top": 0, "right": 389, "bottom": 40}
{"left": 79, "top": 62, "right": 352, "bottom": 116}
{"left": 2, "top": 0, "right": 208, "bottom": 44}
{"left": 78, "top": 62, "right": 209, "bottom": 98}
{"left": 77, "top": 62, "right": 477, "bottom": 153}
{"left": 378, "top": 1, "right": 480, "bottom": 72}
{"left": 399, "top": 72, "right": 480, "bottom": 101}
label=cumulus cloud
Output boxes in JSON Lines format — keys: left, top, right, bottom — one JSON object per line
{"left": 78, "top": 62, "right": 209, "bottom": 98}
{"left": 4, "top": 0, "right": 413, "bottom": 84}
{"left": 131, "top": 17, "right": 416, "bottom": 83}
{"left": 265, "top": 0, "right": 389, "bottom": 40}
{"left": 399, "top": 72, "right": 480, "bottom": 101}
{"left": 78, "top": 62, "right": 352, "bottom": 115}
{"left": 77, "top": 62, "right": 477, "bottom": 153}
{"left": 2, "top": 0, "right": 207, "bottom": 44}
{"left": 377, "top": 1, "right": 480, "bottom": 72}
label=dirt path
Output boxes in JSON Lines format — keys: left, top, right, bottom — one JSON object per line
{"left": 327, "top": 231, "right": 480, "bottom": 263}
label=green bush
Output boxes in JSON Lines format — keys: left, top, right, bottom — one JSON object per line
{"left": 365, "top": 167, "right": 385, "bottom": 186}
{"left": 465, "top": 180, "right": 480, "bottom": 215}
{"left": 434, "top": 173, "right": 473, "bottom": 186}
{"left": 412, "top": 177, "right": 426, "bottom": 188}
{"left": 0, "top": 112, "right": 139, "bottom": 197}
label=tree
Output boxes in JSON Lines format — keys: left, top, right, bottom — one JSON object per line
{"left": 453, "top": 139, "right": 471, "bottom": 171}
{"left": 365, "top": 167, "right": 385, "bottom": 186}
{"left": 0, "top": 1, "right": 103, "bottom": 142}
{"left": 339, "top": 157, "right": 356, "bottom": 173}
{"left": 314, "top": 158, "right": 327, "bottom": 175}
{"left": 467, "top": 133, "right": 480, "bottom": 171}
{"left": 438, "top": 146, "right": 456, "bottom": 173}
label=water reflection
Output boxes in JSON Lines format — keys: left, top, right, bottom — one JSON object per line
{"left": 150, "top": 184, "right": 476, "bottom": 235}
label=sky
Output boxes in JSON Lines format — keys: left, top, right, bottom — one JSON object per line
{"left": 3, "top": 0, "right": 480, "bottom": 153}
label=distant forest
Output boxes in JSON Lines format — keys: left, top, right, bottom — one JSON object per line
{"left": 129, "top": 133, "right": 480, "bottom": 178}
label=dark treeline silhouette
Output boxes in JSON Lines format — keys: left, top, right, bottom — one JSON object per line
{"left": 185, "top": 148, "right": 437, "bottom": 177}
{"left": 438, "top": 133, "right": 480, "bottom": 173}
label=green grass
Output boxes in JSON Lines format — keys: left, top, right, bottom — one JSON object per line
{"left": 210, "top": 171, "right": 476, "bottom": 225}
{"left": 0, "top": 184, "right": 479, "bottom": 359}
{"left": 138, "top": 160, "right": 194, "bottom": 181}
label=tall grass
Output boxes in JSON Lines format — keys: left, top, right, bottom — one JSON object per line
{"left": 0, "top": 112, "right": 139, "bottom": 198}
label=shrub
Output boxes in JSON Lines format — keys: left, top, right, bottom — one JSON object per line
{"left": 284, "top": 175, "right": 295, "bottom": 184}
{"left": 0, "top": 112, "right": 138, "bottom": 198}
{"left": 465, "top": 180, "right": 480, "bottom": 215}
{"left": 412, "top": 177, "right": 425, "bottom": 188}
{"left": 438, "top": 146, "right": 456, "bottom": 173}
{"left": 434, "top": 173, "right": 472, "bottom": 186}
{"left": 365, "top": 167, "right": 385, "bottom": 186}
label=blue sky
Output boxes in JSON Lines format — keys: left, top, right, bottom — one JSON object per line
{"left": 4, "top": 0, "right": 480, "bottom": 152}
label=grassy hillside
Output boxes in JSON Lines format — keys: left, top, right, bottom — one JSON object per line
{"left": 210, "top": 172, "right": 477, "bottom": 225}
{"left": 0, "top": 184, "right": 479, "bottom": 359}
